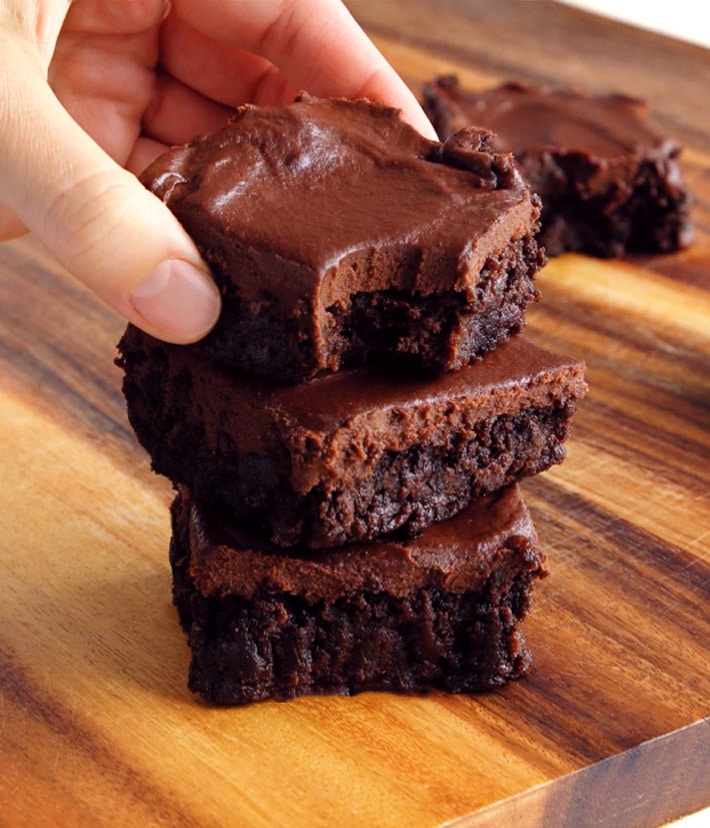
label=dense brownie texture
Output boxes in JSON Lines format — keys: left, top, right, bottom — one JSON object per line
{"left": 170, "top": 484, "right": 548, "bottom": 705}
{"left": 139, "top": 95, "right": 545, "bottom": 382}
{"left": 422, "top": 77, "right": 693, "bottom": 257}
{"left": 117, "top": 328, "right": 587, "bottom": 548}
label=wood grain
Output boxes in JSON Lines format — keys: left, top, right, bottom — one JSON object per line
{"left": 1, "top": 2, "right": 709, "bottom": 826}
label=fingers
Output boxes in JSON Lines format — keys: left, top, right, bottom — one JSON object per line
{"left": 0, "top": 203, "right": 28, "bottom": 241}
{"left": 49, "top": 4, "right": 164, "bottom": 167}
{"left": 141, "top": 70, "right": 235, "bottom": 147}
{"left": 0, "top": 29, "right": 220, "bottom": 343}
{"left": 168, "top": 0, "right": 436, "bottom": 139}
{"left": 125, "top": 134, "right": 171, "bottom": 176}
{"left": 158, "top": 12, "right": 298, "bottom": 110}
{"left": 60, "top": 0, "right": 170, "bottom": 36}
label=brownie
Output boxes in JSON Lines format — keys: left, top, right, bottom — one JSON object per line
{"left": 139, "top": 94, "right": 545, "bottom": 382}
{"left": 117, "top": 328, "right": 587, "bottom": 548}
{"left": 422, "top": 77, "right": 693, "bottom": 257}
{"left": 169, "top": 483, "right": 548, "bottom": 705}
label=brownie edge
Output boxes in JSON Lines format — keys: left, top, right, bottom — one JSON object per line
{"left": 169, "top": 485, "right": 548, "bottom": 705}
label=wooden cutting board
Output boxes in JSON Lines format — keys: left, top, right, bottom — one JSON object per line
{"left": 1, "top": 2, "right": 708, "bottom": 826}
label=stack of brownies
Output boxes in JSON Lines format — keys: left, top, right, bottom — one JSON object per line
{"left": 117, "top": 95, "right": 587, "bottom": 705}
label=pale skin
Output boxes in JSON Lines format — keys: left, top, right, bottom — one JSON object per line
{"left": 0, "top": 0, "right": 436, "bottom": 343}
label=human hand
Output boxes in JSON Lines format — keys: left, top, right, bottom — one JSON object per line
{"left": 0, "top": 0, "right": 435, "bottom": 343}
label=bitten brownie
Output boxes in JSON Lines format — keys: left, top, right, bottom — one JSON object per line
{"left": 117, "top": 328, "right": 587, "bottom": 548}
{"left": 139, "top": 94, "right": 545, "bottom": 382}
{"left": 170, "top": 483, "right": 548, "bottom": 705}
{"left": 422, "top": 77, "right": 693, "bottom": 257}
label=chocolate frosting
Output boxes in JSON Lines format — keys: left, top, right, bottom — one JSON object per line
{"left": 424, "top": 78, "right": 681, "bottom": 153}
{"left": 423, "top": 78, "right": 685, "bottom": 196}
{"left": 139, "top": 94, "right": 536, "bottom": 306}
{"left": 122, "top": 327, "right": 587, "bottom": 495}
{"left": 183, "top": 484, "right": 545, "bottom": 601}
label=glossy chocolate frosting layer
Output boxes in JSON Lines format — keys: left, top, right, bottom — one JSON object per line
{"left": 138, "top": 95, "right": 544, "bottom": 381}
{"left": 180, "top": 484, "right": 546, "bottom": 602}
{"left": 141, "top": 94, "right": 533, "bottom": 303}
{"left": 424, "top": 79, "right": 677, "bottom": 160}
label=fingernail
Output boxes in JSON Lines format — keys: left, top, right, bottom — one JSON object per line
{"left": 130, "top": 259, "right": 221, "bottom": 341}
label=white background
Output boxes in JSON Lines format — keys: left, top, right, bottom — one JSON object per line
{"left": 558, "top": 0, "right": 710, "bottom": 49}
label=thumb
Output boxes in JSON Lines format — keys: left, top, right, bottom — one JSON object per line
{"left": 0, "top": 36, "right": 221, "bottom": 344}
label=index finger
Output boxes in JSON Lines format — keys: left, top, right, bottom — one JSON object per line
{"left": 170, "top": 0, "right": 436, "bottom": 138}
